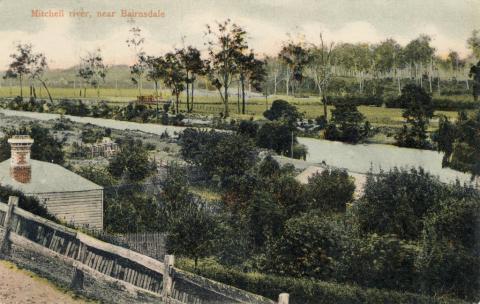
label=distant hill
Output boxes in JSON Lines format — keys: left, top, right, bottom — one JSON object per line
{"left": 1, "top": 65, "right": 140, "bottom": 89}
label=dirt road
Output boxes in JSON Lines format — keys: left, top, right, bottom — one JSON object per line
{"left": 0, "top": 260, "right": 88, "bottom": 304}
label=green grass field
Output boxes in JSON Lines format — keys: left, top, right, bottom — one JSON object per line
{"left": 0, "top": 86, "right": 465, "bottom": 129}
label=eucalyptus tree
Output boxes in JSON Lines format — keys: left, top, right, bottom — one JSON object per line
{"left": 372, "top": 39, "right": 403, "bottom": 94}
{"left": 447, "top": 52, "right": 468, "bottom": 89}
{"left": 467, "top": 29, "right": 480, "bottom": 60}
{"left": 264, "top": 56, "right": 283, "bottom": 95}
{"left": 334, "top": 43, "right": 371, "bottom": 94}
{"left": 235, "top": 50, "right": 266, "bottom": 114}
{"left": 446, "top": 51, "right": 461, "bottom": 82}
{"left": 4, "top": 43, "right": 32, "bottom": 98}
{"left": 402, "top": 35, "right": 435, "bottom": 91}
{"left": 28, "top": 50, "right": 53, "bottom": 102}
{"left": 178, "top": 46, "right": 206, "bottom": 112}
{"left": 77, "top": 49, "right": 108, "bottom": 98}
{"left": 279, "top": 40, "right": 311, "bottom": 96}
{"left": 353, "top": 43, "right": 373, "bottom": 94}
{"left": 334, "top": 43, "right": 356, "bottom": 77}
{"left": 163, "top": 52, "right": 186, "bottom": 114}
{"left": 4, "top": 43, "right": 54, "bottom": 101}
{"left": 205, "top": 19, "right": 248, "bottom": 117}
{"left": 145, "top": 55, "right": 166, "bottom": 98}
{"left": 126, "top": 26, "right": 147, "bottom": 96}
{"left": 307, "top": 33, "right": 335, "bottom": 120}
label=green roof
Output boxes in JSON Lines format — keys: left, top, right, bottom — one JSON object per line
{"left": 0, "top": 159, "right": 103, "bottom": 194}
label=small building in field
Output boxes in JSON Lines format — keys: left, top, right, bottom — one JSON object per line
{"left": 0, "top": 135, "right": 103, "bottom": 229}
{"left": 296, "top": 165, "right": 367, "bottom": 199}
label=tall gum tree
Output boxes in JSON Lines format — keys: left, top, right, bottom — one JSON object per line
{"left": 402, "top": 35, "right": 435, "bottom": 92}
{"left": 4, "top": 43, "right": 53, "bottom": 102}
{"left": 126, "top": 26, "right": 147, "bottom": 96}
{"left": 205, "top": 19, "right": 248, "bottom": 118}
{"left": 307, "top": 34, "right": 335, "bottom": 121}
{"left": 77, "top": 49, "right": 108, "bottom": 98}
{"left": 178, "top": 46, "right": 206, "bottom": 113}
{"left": 235, "top": 50, "right": 266, "bottom": 114}
{"left": 163, "top": 52, "right": 186, "bottom": 114}
{"left": 4, "top": 43, "right": 32, "bottom": 98}
{"left": 279, "top": 39, "right": 311, "bottom": 97}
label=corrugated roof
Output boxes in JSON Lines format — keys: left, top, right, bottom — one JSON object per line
{"left": 295, "top": 165, "right": 367, "bottom": 199}
{"left": 0, "top": 159, "right": 103, "bottom": 193}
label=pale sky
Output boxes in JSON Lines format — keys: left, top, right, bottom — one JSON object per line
{"left": 0, "top": 0, "right": 479, "bottom": 69}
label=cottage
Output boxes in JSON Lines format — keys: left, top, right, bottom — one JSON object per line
{"left": 0, "top": 135, "right": 104, "bottom": 229}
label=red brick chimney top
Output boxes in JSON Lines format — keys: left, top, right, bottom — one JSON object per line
{"left": 8, "top": 135, "right": 34, "bottom": 184}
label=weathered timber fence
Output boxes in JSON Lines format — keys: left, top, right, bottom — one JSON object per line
{"left": 82, "top": 229, "right": 167, "bottom": 261}
{"left": 0, "top": 197, "right": 287, "bottom": 304}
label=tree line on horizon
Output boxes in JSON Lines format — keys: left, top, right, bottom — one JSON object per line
{"left": 2, "top": 20, "right": 480, "bottom": 117}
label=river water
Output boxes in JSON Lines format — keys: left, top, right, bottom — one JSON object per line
{"left": 1, "top": 109, "right": 475, "bottom": 185}
{"left": 298, "top": 137, "right": 474, "bottom": 185}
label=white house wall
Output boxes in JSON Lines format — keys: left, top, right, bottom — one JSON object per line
{"left": 28, "top": 189, "right": 104, "bottom": 230}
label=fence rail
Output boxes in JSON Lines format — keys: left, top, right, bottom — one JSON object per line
{"left": 0, "top": 197, "right": 284, "bottom": 304}
{"left": 82, "top": 229, "right": 167, "bottom": 261}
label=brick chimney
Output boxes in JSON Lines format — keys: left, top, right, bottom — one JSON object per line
{"left": 7, "top": 135, "right": 34, "bottom": 183}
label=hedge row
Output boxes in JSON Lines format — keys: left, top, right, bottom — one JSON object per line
{"left": 328, "top": 96, "right": 478, "bottom": 111}
{"left": 177, "top": 259, "right": 468, "bottom": 304}
{"left": 385, "top": 97, "right": 478, "bottom": 111}
{"left": 329, "top": 96, "right": 383, "bottom": 107}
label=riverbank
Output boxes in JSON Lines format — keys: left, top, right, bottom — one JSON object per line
{"left": 1, "top": 109, "right": 475, "bottom": 186}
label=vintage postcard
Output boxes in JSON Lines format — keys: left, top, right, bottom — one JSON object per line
{"left": 0, "top": 0, "right": 478, "bottom": 303}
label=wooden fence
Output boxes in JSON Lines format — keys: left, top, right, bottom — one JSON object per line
{"left": 82, "top": 229, "right": 166, "bottom": 261}
{"left": 0, "top": 197, "right": 285, "bottom": 304}
{"left": 118, "top": 232, "right": 166, "bottom": 260}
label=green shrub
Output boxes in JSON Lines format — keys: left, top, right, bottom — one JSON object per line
{"left": 177, "top": 258, "right": 468, "bottom": 304}
{"left": 353, "top": 168, "right": 445, "bottom": 240}
{"left": 306, "top": 168, "right": 355, "bottom": 213}
{"left": 264, "top": 214, "right": 344, "bottom": 280}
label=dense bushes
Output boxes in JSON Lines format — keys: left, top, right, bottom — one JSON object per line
{"left": 329, "top": 95, "right": 383, "bottom": 107}
{"left": 323, "top": 95, "right": 478, "bottom": 111}
{"left": 263, "top": 99, "right": 303, "bottom": 127}
{"left": 353, "top": 168, "right": 445, "bottom": 240}
{"left": 324, "top": 103, "right": 371, "bottom": 143}
{"left": 306, "top": 169, "right": 355, "bottom": 212}
{"left": 318, "top": 93, "right": 477, "bottom": 111}
{"left": 339, "top": 233, "right": 419, "bottom": 291}
{"left": 394, "top": 84, "right": 434, "bottom": 149}
{"left": 93, "top": 121, "right": 479, "bottom": 302}
{"left": 385, "top": 96, "right": 478, "bottom": 111}
{"left": 256, "top": 121, "right": 295, "bottom": 156}
{"left": 178, "top": 258, "right": 468, "bottom": 304}
{"left": 0, "top": 97, "right": 184, "bottom": 125}
{"left": 0, "top": 186, "right": 56, "bottom": 221}
{"left": 264, "top": 214, "right": 344, "bottom": 280}
{"left": 417, "top": 193, "right": 480, "bottom": 300}
{"left": 433, "top": 111, "right": 480, "bottom": 177}
{"left": 179, "top": 129, "right": 256, "bottom": 184}
{"left": 108, "top": 137, "right": 156, "bottom": 181}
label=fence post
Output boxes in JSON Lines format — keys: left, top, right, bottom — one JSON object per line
{"left": 278, "top": 293, "right": 289, "bottom": 304}
{"left": 70, "top": 266, "right": 84, "bottom": 290}
{"left": 0, "top": 196, "right": 19, "bottom": 254}
{"left": 162, "top": 254, "right": 175, "bottom": 297}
